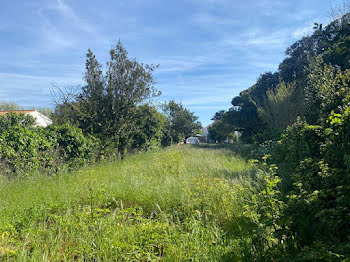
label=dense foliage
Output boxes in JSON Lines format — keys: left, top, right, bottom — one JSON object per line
{"left": 209, "top": 11, "right": 350, "bottom": 261}
{"left": 0, "top": 42, "right": 201, "bottom": 177}
{"left": 211, "top": 13, "right": 350, "bottom": 143}
{"left": 0, "top": 100, "right": 23, "bottom": 111}
{"left": 131, "top": 104, "right": 167, "bottom": 150}
{"left": 161, "top": 100, "right": 202, "bottom": 144}
{"left": 0, "top": 113, "right": 98, "bottom": 177}
{"left": 208, "top": 112, "right": 236, "bottom": 143}
{"left": 266, "top": 58, "right": 350, "bottom": 260}
{"left": 53, "top": 42, "right": 160, "bottom": 154}
{"left": 52, "top": 42, "right": 200, "bottom": 156}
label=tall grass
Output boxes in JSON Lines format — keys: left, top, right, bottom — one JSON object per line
{"left": 0, "top": 145, "right": 264, "bottom": 261}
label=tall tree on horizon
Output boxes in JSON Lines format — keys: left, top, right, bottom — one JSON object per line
{"left": 53, "top": 41, "right": 160, "bottom": 154}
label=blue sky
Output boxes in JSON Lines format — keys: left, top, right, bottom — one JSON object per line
{"left": 0, "top": 0, "right": 342, "bottom": 126}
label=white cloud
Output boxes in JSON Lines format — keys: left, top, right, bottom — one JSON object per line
{"left": 0, "top": 72, "right": 79, "bottom": 82}
{"left": 41, "top": 26, "right": 74, "bottom": 48}
{"left": 37, "top": 0, "right": 105, "bottom": 50}
{"left": 0, "top": 71, "right": 82, "bottom": 107}
{"left": 188, "top": 0, "right": 232, "bottom": 8}
{"left": 154, "top": 56, "right": 209, "bottom": 73}
{"left": 247, "top": 32, "right": 287, "bottom": 48}
{"left": 192, "top": 13, "right": 239, "bottom": 27}
{"left": 242, "top": 22, "right": 316, "bottom": 50}
{"left": 292, "top": 24, "right": 314, "bottom": 38}
{"left": 54, "top": 0, "right": 97, "bottom": 36}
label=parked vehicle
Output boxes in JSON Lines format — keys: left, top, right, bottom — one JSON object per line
{"left": 186, "top": 137, "right": 200, "bottom": 145}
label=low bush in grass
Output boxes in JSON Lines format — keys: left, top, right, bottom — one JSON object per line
{"left": 0, "top": 113, "right": 99, "bottom": 177}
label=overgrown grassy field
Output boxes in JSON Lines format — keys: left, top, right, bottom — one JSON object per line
{"left": 0, "top": 145, "right": 265, "bottom": 261}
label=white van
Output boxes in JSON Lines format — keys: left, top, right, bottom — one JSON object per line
{"left": 186, "top": 137, "right": 200, "bottom": 145}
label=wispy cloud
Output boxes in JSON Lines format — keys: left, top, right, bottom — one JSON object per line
{"left": 255, "top": 0, "right": 290, "bottom": 16}
{"left": 188, "top": 0, "right": 233, "bottom": 8}
{"left": 246, "top": 31, "right": 288, "bottom": 48}
{"left": 155, "top": 56, "right": 209, "bottom": 73}
{"left": 243, "top": 23, "right": 315, "bottom": 50}
{"left": 0, "top": 72, "right": 82, "bottom": 107}
{"left": 0, "top": 72, "right": 79, "bottom": 82}
{"left": 192, "top": 13, "right": 239, "bottom": 27}
{"left": 292, "top": 24, "right": 314, "bottom": 38}
{"left": 37, "top": 0, "right": 105, "bottom": 50}
{"left": 53, "top": 0, "right": 98, "bottom": 36}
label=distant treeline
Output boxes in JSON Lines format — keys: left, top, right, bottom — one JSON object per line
{"left": 0, "top": 42, "right": 201, "bottom": 177}
{"left": 210, "top": 12, "right": 350, "bottom": 143}
{"left": 210, "top": 12, "right": 350, "bottom": 260}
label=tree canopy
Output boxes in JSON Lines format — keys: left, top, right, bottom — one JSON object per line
{"left": 52, "top": 42, "right": 201, "bottom": 153}
{"left": 211, "top": 12, "right": 350, "bottom": 143}
{"left": 162, "top": 100, "right": 202, "bottom": 144}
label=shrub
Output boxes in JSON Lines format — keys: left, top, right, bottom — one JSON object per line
{"left": 0, "top": 114, "right": 98, "bottom": 177}
{"left": 269, "top": 108, "right": 350, "bottom": 259}
{"left": 0, "top": 125, "right": 45, "bottom": 176}
{"left": 45, "top": 124, "right": 99, "bottom": 168}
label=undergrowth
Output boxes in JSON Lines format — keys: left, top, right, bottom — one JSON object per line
{"left": 0, "top": 145, "right": 282, "bottom": 261}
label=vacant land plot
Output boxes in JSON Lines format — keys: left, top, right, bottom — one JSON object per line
{"left": 0, "top": 145, "right": 267, "bottom": 261}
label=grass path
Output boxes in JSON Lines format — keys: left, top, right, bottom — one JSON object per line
{"left": 0, "top": 145, "right": 262, "bottom": 261}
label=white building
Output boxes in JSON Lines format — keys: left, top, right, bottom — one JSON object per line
{"left": 0, "top": 110, "right": 53, "bottom": 127}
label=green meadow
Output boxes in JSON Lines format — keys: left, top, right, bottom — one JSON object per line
{"left": 0, "top": 145, "right": 267, "bottom": 261}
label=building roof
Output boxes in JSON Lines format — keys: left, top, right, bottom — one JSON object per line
{"left": 0, "top": 110, "right": 35, "bottom": 116}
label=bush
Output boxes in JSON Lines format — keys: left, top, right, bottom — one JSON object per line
{"left": 0, "top": 125, "right": 46, "bottom": 176}
{"left": 0, "top": 114, "right": 99, "bottom": 177}
{"left": 268, "top": 108, "right": 350, "bottom": 259}
{"left": 46, "top": 124, "right": 99, "bottom": 168}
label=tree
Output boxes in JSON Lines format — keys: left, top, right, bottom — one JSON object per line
{"left": 53, "top": 41, "right": 160, "bottom": 154}
{"left": 306, "top": 55, "right": 350, "bottom": 124}
{"left": 103, "top": 42, "right": 160, "bottom": 153}
{"left": 162, "top": 100, "right": 202, "bottom": 143}
{"left": 224, "top": 12, "right": 350, "bottom": 142}
{"left": 208, "top": 119, "right": 233, "bottom": 143}
{"left": 229, "top": 72, "right": 280, "bottom": 142}
{"left": 259, "top": 80, "right": 305, "bottom": 134}
{"left": 37, "top": 107, "right": 54, "bottom": 118}
{"left": 211, "top": 110, "right": 225, "bottom": 121}
{"left": 0, "top": 100, "right": 23, "bottom": 111}
{"left": 76, "top": 48, "right": 106, "bottom": 135}
{"left": 131, "top": 104, "right": 167, "bottom": 149}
